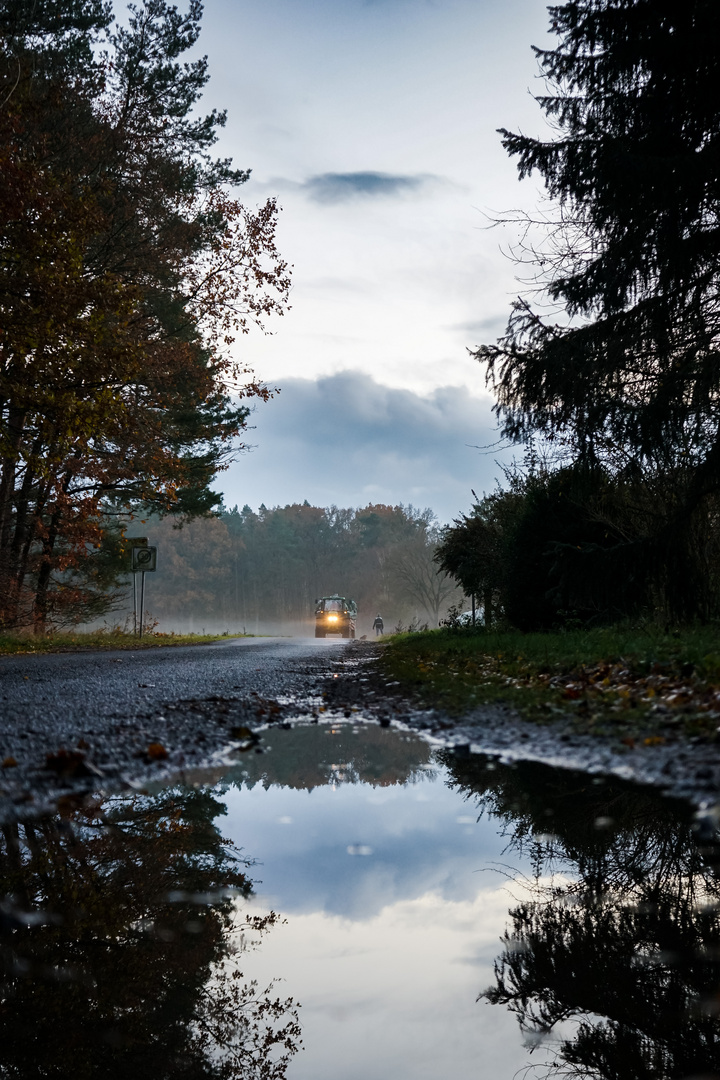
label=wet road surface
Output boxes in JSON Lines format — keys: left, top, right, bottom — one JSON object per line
{"left": 0, "top": 637, "right": 349, "bottom": 817}
{"left": 2, "top": 635, "right": 719, "bottom": 817}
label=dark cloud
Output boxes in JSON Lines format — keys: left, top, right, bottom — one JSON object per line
{"left": 302, "top": 171, "right": 433, "bottom": 203}
{"left": 450, "top": 315, "right": 508, "bottom": 340}
{"left": 219, "top": 371, "right": 514, "bottom": 524}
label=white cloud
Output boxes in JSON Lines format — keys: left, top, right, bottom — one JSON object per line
{"left": 218, "top": 371, "right": 515, "bottom": 523}
{"left": 237, "top": 888, "right": 529, "bottom": 1080}
{"left": 199, "top": 0, "right": 554, "bottom": 400}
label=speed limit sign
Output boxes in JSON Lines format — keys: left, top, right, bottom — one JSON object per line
{"left": 132, "top": 546, "right": 157, "bottom": 572}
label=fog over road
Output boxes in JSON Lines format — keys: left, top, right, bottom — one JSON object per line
{"left": 0, "top": 637, "right": 349, "bottom": 818}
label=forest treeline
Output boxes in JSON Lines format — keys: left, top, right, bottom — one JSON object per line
{"left": 437, "top": 0, "right": 720, "bottom": 630}
{"left": 127, "top": 502, "right": 460, "bottom": 635}
{"left": 0, "top": 0, "right": 289, "bottom": 633}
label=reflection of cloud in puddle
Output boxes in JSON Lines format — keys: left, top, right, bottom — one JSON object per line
{"left": 363, "top": 790, "right": 409, "bottom": 805}
{"left": 222, "top": 768, "right": 536, "bottom": 919}
{"left": 238, "top": 886, "right": 529, "bottom": 1080}
{"left": 220, "top": 737, "right": 543, "bottom": 1076}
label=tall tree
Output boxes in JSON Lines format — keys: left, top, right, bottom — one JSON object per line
{"left": 387, "top": 525, "right": 459, "bottom": 627}
{"left": 474, "top": 0, "right": 720, "bottom": 616}
{"left": 0, "top": 0, "right": 290, "bottom": 630}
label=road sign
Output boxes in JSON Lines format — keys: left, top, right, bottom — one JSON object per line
{"left": 132, "top": 546, "right": 157, "bottom": 572}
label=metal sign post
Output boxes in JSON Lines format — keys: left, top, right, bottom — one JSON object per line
{"left": 127, "top": 538, "right": 148, "bottom": 634}
{"left": 131, "top": 545, "right": 157, "bottom": 637}
{"left": 139, "top": 571, "right": 146, "bottom": 638}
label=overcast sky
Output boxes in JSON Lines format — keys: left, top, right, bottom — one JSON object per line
{"left": 197, "top": 0, "right": 552, "bottom": 522}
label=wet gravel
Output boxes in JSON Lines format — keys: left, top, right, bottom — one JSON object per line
{"left": 1, "top": 636, "right": 719, "bottom": 820}
{"left": 0, "top": 637, "right": 345, "bottom": 819}
{"left": 322, "top": 643, "right": 720, "bottom": 810}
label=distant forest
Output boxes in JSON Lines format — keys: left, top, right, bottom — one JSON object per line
{"left": 122, "top": 502, "right": 462, "bottom": 636}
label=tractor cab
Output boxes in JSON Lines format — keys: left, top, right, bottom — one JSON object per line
{"left": 314, "top": 594, "right": 357, "bottom": 639}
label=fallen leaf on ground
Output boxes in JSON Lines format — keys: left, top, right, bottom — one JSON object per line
{"left": 44, "top": 749, "right": 102, "bottom": 779}
{"left": 230, "top": 725, "right": 254, "bottom": 740}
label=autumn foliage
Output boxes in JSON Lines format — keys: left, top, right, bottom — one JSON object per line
{"left": 129, "top": 501, "right": 460, "bottom": 632}
{"left": 0, "top": 0, "right": 290, "bottom": 631}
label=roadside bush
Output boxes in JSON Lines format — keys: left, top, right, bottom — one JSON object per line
{"left": 438, "top": 462, "right": 720, "bottom": 631}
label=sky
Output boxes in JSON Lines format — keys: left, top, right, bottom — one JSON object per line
{"left": 196, "top": 0, "right": 554, "bottom": 522}
{"left": 219, "top": 727, "right": 539, "bottom": 1079}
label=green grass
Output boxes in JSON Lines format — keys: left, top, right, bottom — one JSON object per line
{"left": 380, "top": 624, "right": 720, "bottom": 740}
{"left": 0, "top": 630, "right": 252, "bottom": 655}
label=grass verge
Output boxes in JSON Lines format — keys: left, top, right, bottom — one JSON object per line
{"left": 0, "top": 630, "right": 252, "bottom": 656}
{"left": 380, "top": 625, "right": 720, "bottom": 742}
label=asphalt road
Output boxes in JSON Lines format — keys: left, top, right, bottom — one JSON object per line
{"left": 2, "top": 635, "right": 718, "bottom": 817}
{"left": 0, "top": 636, "right": 349, "bottom": 817}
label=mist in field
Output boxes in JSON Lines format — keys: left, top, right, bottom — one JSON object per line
{"left": 107, "top": 502, "right": 462, "bottom": 638}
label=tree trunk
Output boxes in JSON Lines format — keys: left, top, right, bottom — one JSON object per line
{"left": 33, "top": 504, "right": 62, "bottom": 635}
{"left": 484, "top": 586, "right": 493, "bottom": 629}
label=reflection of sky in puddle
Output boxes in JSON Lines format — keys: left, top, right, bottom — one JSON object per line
{"left": 219, "top": 724, "right": 535, "bottom": 1079}
{"left": 6, "top": 724, "right": 715, "bottom": 1079}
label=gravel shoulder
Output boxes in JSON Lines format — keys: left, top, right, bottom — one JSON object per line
{"left": 1, "top": 636, "right": 719, "bottom": 820}
{"left": 323, "top": 642, "right": 720, "bottom": 809}
{"left": 0, "top": 637, "right": 344, "bottom": 820}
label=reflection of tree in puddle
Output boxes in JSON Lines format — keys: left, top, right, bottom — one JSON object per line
{"left": 235, "top": 722, "right": 433, "bottom": 790}
{"left": 442, "top": 753, "right": 720, "bottom": 1080}
{"left": 0, "top": 787, "right": 301, "bottom": 1078}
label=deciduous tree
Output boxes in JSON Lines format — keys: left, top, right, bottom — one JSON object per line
{"left": 0, "top": 0, "right": 290, "bottom": 630}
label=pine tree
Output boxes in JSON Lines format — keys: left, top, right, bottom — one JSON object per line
{"left": 473, "top": 0, "right": 720, "bottom": 619}
{"left": 477, "top": 0, "right": 720, "bottom": 473}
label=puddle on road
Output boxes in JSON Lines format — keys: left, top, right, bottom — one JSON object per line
{"left": 2, "top": 722, "right": 720, "bottom": 1079}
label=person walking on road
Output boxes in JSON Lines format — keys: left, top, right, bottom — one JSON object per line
{"left": 373, "top": 614, "right": 384, "bottom": 636}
